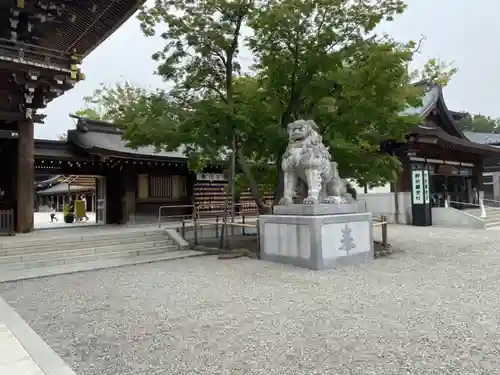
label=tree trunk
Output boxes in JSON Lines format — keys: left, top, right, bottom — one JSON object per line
{"left": 236, "top": 147, "right": 270, "bottom": 213}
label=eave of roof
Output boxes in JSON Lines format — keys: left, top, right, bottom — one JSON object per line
{"left": 11, "top": 0, "right": 146, "bottom": 57}
{"left": 401, "top": 83, "right": 466, "bottom": 139}
{"left": 412, "top": 127, "right": 500, "bottom": 156}
{"left": 34, "top": 139, "right": 82, "bottom": 160}
{"left": 37, "top": 183, "right": 94, "bottom": 195}
{"left": 464, "top": 131, "right": 500, "bottom": 145}
{"left": 68, "top": 116, "right": 188, "bottom": 161}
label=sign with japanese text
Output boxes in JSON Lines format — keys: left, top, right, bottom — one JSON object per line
{"left": 412, "top": 170, "right": 424, "bottom": 204}
{"left": 423, "top": 170, "right": 430, "bottom": 204}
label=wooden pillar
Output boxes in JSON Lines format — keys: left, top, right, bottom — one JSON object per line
{"left": 16, "top": 120, "right": 34, "bottom": 233}
{"left": 122, "top": 171, "right": 136, "bottom": 224}
{"left": 187, "top": 171, "right": 197, "bottom": 205}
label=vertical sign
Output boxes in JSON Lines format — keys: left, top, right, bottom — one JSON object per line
{"left": 412, "top": 170, "right": 423, "bottom": 204}
{"left": 422, "top": 170, "right": 430, "bottom": 204}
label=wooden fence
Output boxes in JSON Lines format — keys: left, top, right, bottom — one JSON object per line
{"left": 0, "top": 209, "right": 14, "bottom": 236}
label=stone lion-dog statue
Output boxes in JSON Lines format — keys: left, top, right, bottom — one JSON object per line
{"left": 279, "top": 119, "right": 354, "bottom": 205}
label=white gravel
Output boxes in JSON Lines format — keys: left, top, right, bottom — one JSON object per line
{"left": 1, "top": 225, "right": 500, "bottom": 375}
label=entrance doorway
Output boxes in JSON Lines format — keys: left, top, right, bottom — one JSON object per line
{"left": 430, "top": 165, "right": 476, "bottom": 209}
{"left": 34, "top": 173, "right": 100, "bottom": 229}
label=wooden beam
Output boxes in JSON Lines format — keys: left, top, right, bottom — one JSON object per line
{"left": 0, "top": 129, "right": 19, "bottom": 139}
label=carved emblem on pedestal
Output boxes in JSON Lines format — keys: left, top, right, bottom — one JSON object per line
{"left": 339, "top": 224, "right": 356, "bottom": 254}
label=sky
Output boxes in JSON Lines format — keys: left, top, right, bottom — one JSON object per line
{"left": 36, "top": 0, "right": 500, "bottom": 140}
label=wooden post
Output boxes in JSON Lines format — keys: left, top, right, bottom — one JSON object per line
{"left": 242, "top": 214, "right": 246, "bottom": 235}
{"left": 381, "top": 215, "right": 388, "bottom": 249}
{"left": 256, "top": 218, "right": 261, "bottom": 259}
{"left": 16, "top": 120, "right": 34, "bottom": 233}
{"left": 215, "top": 215, "right": 219, "bottom": 238}
{"left": 194, "top": 216, "right": 198, "bottom": 245}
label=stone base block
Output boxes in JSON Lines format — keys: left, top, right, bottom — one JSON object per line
{"left": 259, "top": 212, "right": 373, "bottom": 270}
{"left": 273, "top": 203, "right": 358, "bottom": 216}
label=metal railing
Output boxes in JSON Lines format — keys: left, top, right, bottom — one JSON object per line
{"left": 483, "top": 198, "right": 500, "bottom": 209}
{"left": 158, "top": 204, "right": 196, "bottom": 227}
{"left": 0, "top": 209, "right": 14, "bottom": 236}
{"left": 447, "top": 200, "right": 487, "bottom": 219}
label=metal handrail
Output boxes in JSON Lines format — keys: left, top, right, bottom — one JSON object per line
{"left": 482, "top": 199, "right": 500, "bottom": 209}
{"left": 448, "top": 199, "right": 486, "bottom": 218}
{"left": 158, "top": 204, "right": 195, "bottom": 228}
{"left": 446, "top": 205, "right": 486, "bottom": 221}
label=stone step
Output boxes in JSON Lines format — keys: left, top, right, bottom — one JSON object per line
{"left": 0, "top": 239, "right": 174, "bottom": 265}
{"left": 0, "top": 244, "right": 180, "bottom": 272}
{"left": 485, "top": 211, "right": 500, "bottom": 218}
{"left": 485, "top": 221, "right": 500, "bottom": 229}
{"left": 0, "top": 250, "right": 206, "bottom": 283}
{"left": 0, "top": 228, "right": 168, "bottom": 250}
{"left": 0, "top": 235, "right": 171, "bottom": 256}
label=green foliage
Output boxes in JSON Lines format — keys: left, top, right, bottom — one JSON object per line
{"left": 73, "top": 81, "right": 147, "bottom": 123}
{"left": 137, "top": 0, "right": 253, "bottom": 101}
{"left": 73, "top": 108, "right": 103, "bottom": 121}
{"left": 57, "top": 133, "right": 67, "bottom": 141}
{"left": 456, "top": 114, "right": 500, "bottom": 133}
{"left": 412, "top": 58, "right": 457, "bottom": 87}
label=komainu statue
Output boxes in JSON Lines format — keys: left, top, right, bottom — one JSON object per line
{"left": 279, "top": 119, "right": 354, "bottom": 205}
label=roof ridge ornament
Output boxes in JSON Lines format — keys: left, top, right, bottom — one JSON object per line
{"left": 76, "top": 118, "right": 88, "bottom": 132}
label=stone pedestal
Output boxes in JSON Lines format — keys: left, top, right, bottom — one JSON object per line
{"left": 259, "top": 204, "right": 373, "bottom": 270}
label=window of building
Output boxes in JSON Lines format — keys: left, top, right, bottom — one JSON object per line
{"left": 148, "top": 175, "right": 187, "bottom": 198}
{"left": 483, "top": 174, "right": 494, "bottom": 185}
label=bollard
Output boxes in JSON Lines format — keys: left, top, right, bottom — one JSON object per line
{"left": 242, "top": 215, "right": 246, "bottom": 235}
{"left": 181, "top": 220, "right": 186, "bottom": 238}
{"left": 480, "top": 198, "right": 487, "bottom": 218}
{"left": 381, "top": 215, "right": 388, "bottom": 249}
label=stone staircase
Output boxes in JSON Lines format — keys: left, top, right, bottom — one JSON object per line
{"left": 464, "top": 207, "right": 500, "bottom": 229}
{"left": 484, "top": 208, "right": 500, "bottom": 229}
{"left": 0, "top": 226, "right": 202, "bottom": 282}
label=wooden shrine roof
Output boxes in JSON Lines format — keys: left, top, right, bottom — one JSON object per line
{"left": 464, "top": 131, "right": 500, "bottom": 146}
{"left": 402, "top": 83, "right": 500, "bottom": 156}
{"left": 67, "top": 116, "right": 187, "bottom": 161}
{"left": 0, "top": 0, "right": 145, "bottom": 57}
{"left": 411, "top": 126, "right": 500, "bottom": 156}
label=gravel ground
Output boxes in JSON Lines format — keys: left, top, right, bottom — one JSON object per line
{"left": 2, "top": 225, "right": 500, "bottom": 375}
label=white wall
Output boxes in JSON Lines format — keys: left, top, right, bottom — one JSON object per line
{"left": 357, "top": 192, "right": 412, "bottom": 224}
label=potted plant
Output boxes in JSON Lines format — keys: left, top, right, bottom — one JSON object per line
{"left": 63, "top": 203, "right": 75, "bottom": 223}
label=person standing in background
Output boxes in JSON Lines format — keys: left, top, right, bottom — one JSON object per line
{"left": 81, "top": 195, "right": 90, "bottom": 221}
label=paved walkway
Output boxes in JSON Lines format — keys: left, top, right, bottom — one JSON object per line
{"left": 34, "top": 212, "right": 97, "bottom": 230}
{"left": 1, "top": 225, "right": 500, "bottom": 374}
{"left": 0, "top": 297, "right": 75, "bottom": 375}
{"left": 0, "top": 322, "right": 44, "bottom": 374}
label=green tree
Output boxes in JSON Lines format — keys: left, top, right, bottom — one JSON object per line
{"left": 247, "top": 0, "right": 456, "bottom": 193}
{"left": 73, "top": 108, "right": 103, "bottom": 121}
{"left": 134, "top": 0, "right": 271, "bottom": 209}
{"left": 73, "top": 81, "right": 148, "bottom": 122}
{"left": 456, "top": 113, "right": 500, "bottom": 133}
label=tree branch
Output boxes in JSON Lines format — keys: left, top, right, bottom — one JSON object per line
{"left": 412, "top": 34, "right": 427, "bottom": 56}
